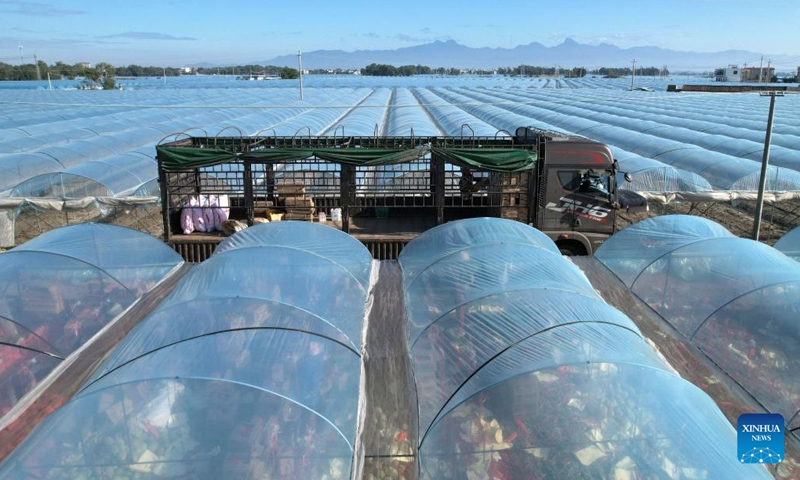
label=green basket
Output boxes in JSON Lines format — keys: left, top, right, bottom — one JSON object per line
{"left": 375, "top": 207, "right": 389, "bottom": 218}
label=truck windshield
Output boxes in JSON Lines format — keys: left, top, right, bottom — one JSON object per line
{"left": 579, "top": 171, "right": 612, "bottom": 195}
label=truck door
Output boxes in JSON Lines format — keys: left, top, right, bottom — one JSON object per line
{"left": 540, "top": 168, "right": 577, "bottom": 231}
{"left": 573, "top": 169, "right": 615, "bottom": 233}
{"left": 542, "top": 167, "right": 615, "bottom": 233}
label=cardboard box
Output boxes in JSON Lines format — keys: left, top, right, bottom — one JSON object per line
{"left": 276, "top": 183, "right": 306, "bottom": 197}
{"left": 285, "top": 197, "right": 315, "bottom": 207}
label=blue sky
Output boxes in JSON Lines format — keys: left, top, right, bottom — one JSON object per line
{"left": 1, "top": 0, "right": 798, "bottom": 67}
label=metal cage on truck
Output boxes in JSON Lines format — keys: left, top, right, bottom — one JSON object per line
{"left": 156, "top": 128, "right": 615, "bottom": 261}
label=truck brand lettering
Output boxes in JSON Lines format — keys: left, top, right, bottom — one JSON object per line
{"left": 546, "top": 197, "right": 610, "bottom": 222}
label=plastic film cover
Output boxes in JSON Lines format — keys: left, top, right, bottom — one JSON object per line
{"left": 775, "top": 225, "right": 800, "bottom": 261}
{"left": 631, "top": 237, "right": 800, "bottom": 338}
{"left": 420, "top": 363, "right": 768, "bottom": 480}
{"left": 14, "top": 223, "right": 183, "bottom": 296}
{"left": 694, "top": 281, "right": 800, "bottom": 426}
{"left": 411, "top": 291, "right": 642, "bottom": 437}
{"left": 160, "top": 248, "right": 367, "bottom": 348}
{"left": 399, "top": 217, "right": 559, "bottom": 285}
{"left": 213, "top": 222, "right": 373, "bottom": 291}
{"left": 87, "top": 297, "right": 356, "bottom": 384}
{"left": 403, "top": 243, "right": 596, "bottom": 345}
{"left": 0, "top": 378, "right": 354, "bottom": 480}
{"left": 596, "top": 214, "right": 734, "bottom": 287}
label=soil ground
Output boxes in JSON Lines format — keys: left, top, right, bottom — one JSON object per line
{"left": 617, "top": 199, "right": 800, "bottom": 244}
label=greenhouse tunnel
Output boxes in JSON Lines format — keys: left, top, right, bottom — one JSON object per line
{"left": 597, "top": 215, "right": 800, "bottom": 441}
{"left": 443, "top": 87, "right": 800, "bottom": 191}
{"left": 398, "top": 217, "right": 768, "bottom": 479}
{"left": 9, "top": 153, "right": 157, "bottom": 199}
{"left": 0, "top": 222, "right": 374, "bottom": 479}
{"left": 426, "top": 87, "right": 715, "bottom": 194}
{"left": 0, "top": 153, "right": 65, "bottom": 195}
{"left": 0, "top": 223, "right": 184, "bottom": 418}
{"left": 774, "top": 226, "right": 800, "bottom": 262}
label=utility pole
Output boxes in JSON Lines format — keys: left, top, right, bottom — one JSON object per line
{"left": 758, "top": 56, "right": 764, "bottom": 83}
{"left": 33, "top": 53, "right": 41, "bottom": 80}
{"left": 630, "top": 59, "right": 636, "bottom": 90}
{"left": 766, "top": 59, "right": 771, "bottom": 83}
{"left": 297, "top": 49, "right": 304, "bottom": 101}
{"left": 752, "top": 91, "right": 784, "bottom": 241}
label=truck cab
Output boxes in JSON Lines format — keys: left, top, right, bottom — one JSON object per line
{"left": 517, "top": 127, "right": 648, "bottom": 255}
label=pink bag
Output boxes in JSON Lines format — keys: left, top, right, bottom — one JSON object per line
{"left": 191, "top": 196, "right": 207, "bottom": 233}
{"left": 180, "top": 197, "right": 196, "bottom": 234}
{"left": 201, "top": 195, "right": 215, "bottom": 232}
{"left": 212, "top": 195, "right": 229, "bottom": 231}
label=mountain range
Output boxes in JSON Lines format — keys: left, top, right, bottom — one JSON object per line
{"left": 259, "top": 38, "right": 793, "bottom": 72}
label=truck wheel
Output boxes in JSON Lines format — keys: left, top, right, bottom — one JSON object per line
{"left": 557, "top": 241, "right": 586, "bottom": 256}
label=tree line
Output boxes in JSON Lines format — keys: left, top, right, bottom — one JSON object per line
{"left": 1, "top": 59, "right": 669, "bottom": 83}
{"left": 0, "top": 60, "right": 119, "bottom": 88}
{"left": 594, "top": 67, "right": 666, "bottom": 78}
{"left": 361, "top": 64, "right": 462, "bottom": 76}
{"left": 0, "top": 61, "right": 299, "bottom": 84}
{"left": 194, "top": 65, "right": 299, "bottom": 79}
{"left": 360, "top": 63, "right": 667, "bottom": 77}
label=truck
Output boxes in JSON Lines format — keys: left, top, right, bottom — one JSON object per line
{"left": 156, "top": 126, "right": 647, "bottom": 260}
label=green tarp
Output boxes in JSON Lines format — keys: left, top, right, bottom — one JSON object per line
{"left": 157, "top": 147, "right": 236, "bottom": 171}
{"left": 157, "top": 146, "right": 536, "bottom": 172}
{"left": 430, "top": 148, "right": 536, "bottom": 172}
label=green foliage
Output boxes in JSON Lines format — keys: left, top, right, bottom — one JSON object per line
{"left": 95, "top": 62, "right": 115, "bottom": 77}
{"left": 570, "top": 67, "right": 587, "bottom": 78}
{"left": 361, "top": 63, "right": 438, "bottom": 76}
{"left": 115, "top": 65, "right": 177, "bottom": 77}
{"left": 83, "top": 67, "right": 101, "bottom": 83}
{"left": 497, "top": 65, "right": 557, "bottom": 76}
{"left": 0, "top": 59, "right": 669, "bottom": 83}
{"left": 492, "top": 65, "right": 663, "bottom": 78}
{"left": 0, "top": 61, "right": 41, "bottom": 80}
{"left": 593, "top": 66, "right": 666, "bottom": 77}
{"left": 279, "top": 67, "right": 299, "bottom": 79}
{"left": 362, "top": 63, "right": 399, "bottom": 76}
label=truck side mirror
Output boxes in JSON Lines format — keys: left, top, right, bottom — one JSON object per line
{"left": 624, "top": 172, "right": 633, "bottom": 183}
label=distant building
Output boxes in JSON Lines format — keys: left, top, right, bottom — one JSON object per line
{"left": 797, "top": 66, "right": 800, "bottom": 81}
{"left": 715, "top": 65, "right": 776, "bottom": 83}
{"left": 77, "top": 62, "right": 92, "bottom": 69}
{"left": 715, "top": 65, "right": 741, "bottom": 82}
{"left": 741, "top": 66, "right": 775, "bottom": 83}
